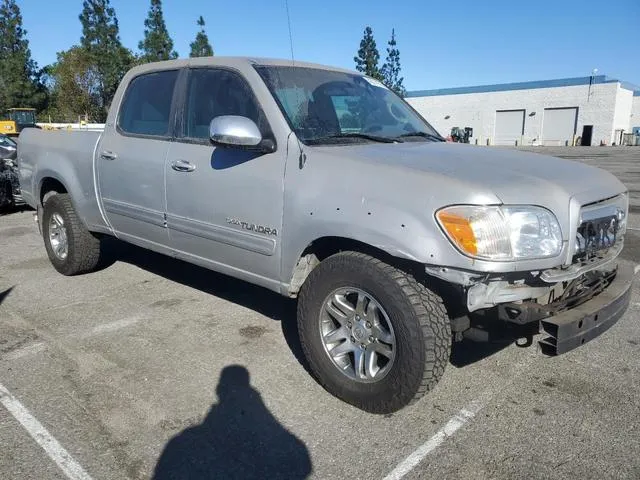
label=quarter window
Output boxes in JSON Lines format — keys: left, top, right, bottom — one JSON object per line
{"left": 118, "top": 70, "right": 178, "bottom": 137}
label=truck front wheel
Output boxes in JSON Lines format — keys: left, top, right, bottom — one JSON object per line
{"left": 297, "top": 252, "right": 451, "bottom": 413}
{"left": 42, "top": 193, "right": 102, "bottom": 275}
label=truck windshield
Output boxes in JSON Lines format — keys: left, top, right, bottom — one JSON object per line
{"left": 254, "top": 65, "right": 442, "bottom": 146}
{"left": 9, "top": 110, "right": 36, "bottom": 125}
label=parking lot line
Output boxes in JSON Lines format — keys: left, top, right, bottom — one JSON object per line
{"left": 78, "top": 314, "right": 145, "bottom": 338}
{"left": 0, "top": 381, "right": 94, "bottom": 480}
{"left": 634, "top": 264, "right": 640, "bottom": 275}
{"left": 382, "top": 399, "right": 485, "bottom": 480}
{"left": 3, "top": 341, "right": 46, "bottom": 361}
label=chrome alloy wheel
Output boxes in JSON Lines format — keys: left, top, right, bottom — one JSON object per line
{"left": 48, "top": 212, "right": 68, "bottom": 260}
{"left": 319, "top": 288, "right": 396, "bottom": 383}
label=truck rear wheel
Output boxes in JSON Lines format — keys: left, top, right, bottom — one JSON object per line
{"left": 42, "top": 193, "right": 102, "bottom": 275}
{"left": 297, "top": 251, "right": 451, "bottom": 413}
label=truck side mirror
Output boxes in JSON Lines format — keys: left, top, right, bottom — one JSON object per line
{"left": 209, "top": 116, "right": 274, "bottom": 153}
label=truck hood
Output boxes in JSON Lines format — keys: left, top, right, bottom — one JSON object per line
{"left": 314, "top": 142, "right": 626, "bottom": 206}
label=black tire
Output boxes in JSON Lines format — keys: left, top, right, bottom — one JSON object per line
{"left": 297, "top": 251, "right": 451, "bottom": 414}
{"left": 42, "top": 193, "right": 102, "bottom": 275}
{"left": 0, "top": 177, "right": 14, "bottom": 210}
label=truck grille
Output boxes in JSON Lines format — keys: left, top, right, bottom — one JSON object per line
{"left": 540, "top": 194, "right": 627, "bottom": 283}
{"left": 574, "top": 214, "right": 620, "bottom": 262}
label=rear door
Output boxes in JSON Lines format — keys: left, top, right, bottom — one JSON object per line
{"left": 97, "top": 69, "right": 179, "bottom": 248}
{"left": 164, "top": 67, "right": 285, "bottom": 285}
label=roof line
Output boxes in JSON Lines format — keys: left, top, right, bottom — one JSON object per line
{"left": 406, "top": 75, "right": 639, "bottom": 98}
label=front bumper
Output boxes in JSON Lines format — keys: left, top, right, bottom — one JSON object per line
{"left": 538, "top": 264, "right": 633, "bottom": 355}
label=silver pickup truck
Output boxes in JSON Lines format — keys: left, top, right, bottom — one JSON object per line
{"left": 18, "top": 57, "right": 632, "bottom": 413}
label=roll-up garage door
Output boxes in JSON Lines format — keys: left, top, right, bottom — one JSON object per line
{"left": 542, "top": 107, "right": 578, "bottom": 146}
{"left": 494, "top": 110, "right": 525, "bottom": 146}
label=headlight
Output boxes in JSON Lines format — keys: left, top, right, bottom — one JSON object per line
{"left": 436, "top": 205, "right": 563, "bottom": 260}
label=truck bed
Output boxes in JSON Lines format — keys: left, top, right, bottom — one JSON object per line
{"left": 18, "top": 128, "right": 106, "bottom": 230}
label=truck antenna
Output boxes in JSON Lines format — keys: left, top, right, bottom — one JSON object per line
{"left": 285, "top": 0, "right": 295, "bottom": 65}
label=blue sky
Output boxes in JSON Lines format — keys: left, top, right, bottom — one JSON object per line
{"left": 19, "top": 0, "right": 640, "bottom": 91}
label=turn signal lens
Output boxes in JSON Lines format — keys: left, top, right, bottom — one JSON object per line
{"left": 436, "top": 206, "right": 512, "bottom": 259}
{"left": 436, "top": 211, "right": 478, "bottom": 255}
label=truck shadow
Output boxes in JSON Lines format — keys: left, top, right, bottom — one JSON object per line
{"left": 102, "top": 239, "right": 307, "bottom": 371}
{"left": 103, "top": 239, "right": 516, "bottom": 371}
{"left": 449, "top": 339, "right": 514, "bottom": 367}
{"left": 0, "top": 286, "right": 13, "bottom": 307}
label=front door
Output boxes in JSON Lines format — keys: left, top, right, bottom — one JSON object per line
{"left": 165, "top": 68, "right": 285, "bottom": 285}
{"left": 97, "top": 69, "right": 179, "bottom": 248}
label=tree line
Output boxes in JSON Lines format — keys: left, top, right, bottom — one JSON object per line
{"left": 354, "top": 26, "right": 405, "bottom": 97}
{"left": 0, "top": 1, "right": 408, "bottom": 124}
{"left": 0, "top": 0, "right": 213, "bottom": 122}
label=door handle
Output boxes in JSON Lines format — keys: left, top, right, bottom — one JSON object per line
{"left": 171, "top": 159, "right": 196, "bottom": 172}
{"left": 100, "top": 150, "right": 118, "bottom": 160}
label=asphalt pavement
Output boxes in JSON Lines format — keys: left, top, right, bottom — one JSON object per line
{"left": 0, "top": 146, "right": 639, "bottom": 480}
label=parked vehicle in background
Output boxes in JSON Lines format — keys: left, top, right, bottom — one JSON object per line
{"left": 17, "top": 57, "right": 632, "bottom": 413}
{"left": 0, "top": 134, "right": 21, "bottom": 209}
{"left": 449, "top": 126, "right": 473, "bottom": 143}
{"left": 0, "top": 133, "right": 17, "bottom": 160}
{"left": 0, "top": 108, "right": 39, "bottom": 137}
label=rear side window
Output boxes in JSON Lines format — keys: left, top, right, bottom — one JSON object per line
{"left": 118, "top": 70, "right": 179, "bottom": 137}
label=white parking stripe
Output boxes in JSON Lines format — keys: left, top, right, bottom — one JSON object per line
{"left": 0, "top": 382, "right": 94, "bottom": 480}
{"left": 78, "top": 315, "right": 144, "bottom": 339}
{"left": 3, "top": 342, "right": 46, "bottom": 360}
{"left": 634, "top": 264, "right": 640, "bottom": 275}
{"left": 382, "top": 399, "right": 484, "bottom": 480}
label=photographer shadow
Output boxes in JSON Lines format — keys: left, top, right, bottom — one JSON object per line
{"left": 153, "top": 365, "right": 312, "bottom": 480}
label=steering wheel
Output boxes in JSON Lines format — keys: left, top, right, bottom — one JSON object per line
{"left": 389, "top": 103, "right": 408, "bottom": 122}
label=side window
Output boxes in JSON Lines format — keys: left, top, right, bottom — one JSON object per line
{"left": 183, "top": 69, "right": 265, "bottom": 140}
{"left": 118, "top": 70, "right": 179, "bottom": 137}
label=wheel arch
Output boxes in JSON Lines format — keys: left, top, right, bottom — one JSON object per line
{"left": 286, "top": 235, "right": 425, "bottom": 296}
{"left": 39, "top": 176, "right": 68, "bottom": 205}
{"left": 286, "top": 235, "right": 465, "bottom": 320}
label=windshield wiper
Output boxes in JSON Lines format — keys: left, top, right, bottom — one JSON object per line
{"left": 396, "top": 131, "right": 445, "bottom": 142}
{"left": 308, "top": 133, "right": 401, "bottom": 144}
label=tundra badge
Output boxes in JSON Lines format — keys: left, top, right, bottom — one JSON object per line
{"left": 226, "top": 217, "right": 278, "bottom": 236}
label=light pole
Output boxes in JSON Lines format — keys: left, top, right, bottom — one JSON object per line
{"left": 588, "top": 68, "right": 598, "bottom": 101}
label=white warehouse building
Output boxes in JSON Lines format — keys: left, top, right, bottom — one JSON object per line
{"left": 405, "top": 75, "right": 640, "bottom": 146}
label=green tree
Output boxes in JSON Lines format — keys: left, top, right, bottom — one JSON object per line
{"left": 354, "top": 26, "right": 382, "bottom": 80}
{"left": 138, "top": 0, "right": 178, "bottom": 63}
{"left": 44, "top": 46, "right": 103, "bottom": 122}
{"left": 79, "top": 0, "right": 133, "bottom": 120}
{"left": 0, "top": 0, "right": 47, "bottom": 113}
{"left": 380, "top": 29, "right": 406, "bottom": 97}
{"left": 189, "top": 16, "right": 213, "bottom": 57}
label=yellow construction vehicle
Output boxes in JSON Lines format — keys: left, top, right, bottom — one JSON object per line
{"left": 0, "top": 108, "right": 38, "bottom": 137}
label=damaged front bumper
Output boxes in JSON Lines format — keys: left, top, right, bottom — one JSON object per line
{"left": 426, "top": 263, "right": 633, "bottom": 356}
{"left": 536, "top": 264, "right": 632, "bottom": 355}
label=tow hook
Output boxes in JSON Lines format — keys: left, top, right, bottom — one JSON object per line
{"left": 515, "top": 335, "right": 534, "bottom": 348}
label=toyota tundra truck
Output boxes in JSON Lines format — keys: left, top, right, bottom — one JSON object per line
{"left": 17, "top": 57, "right": 632, "bottom": 413}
